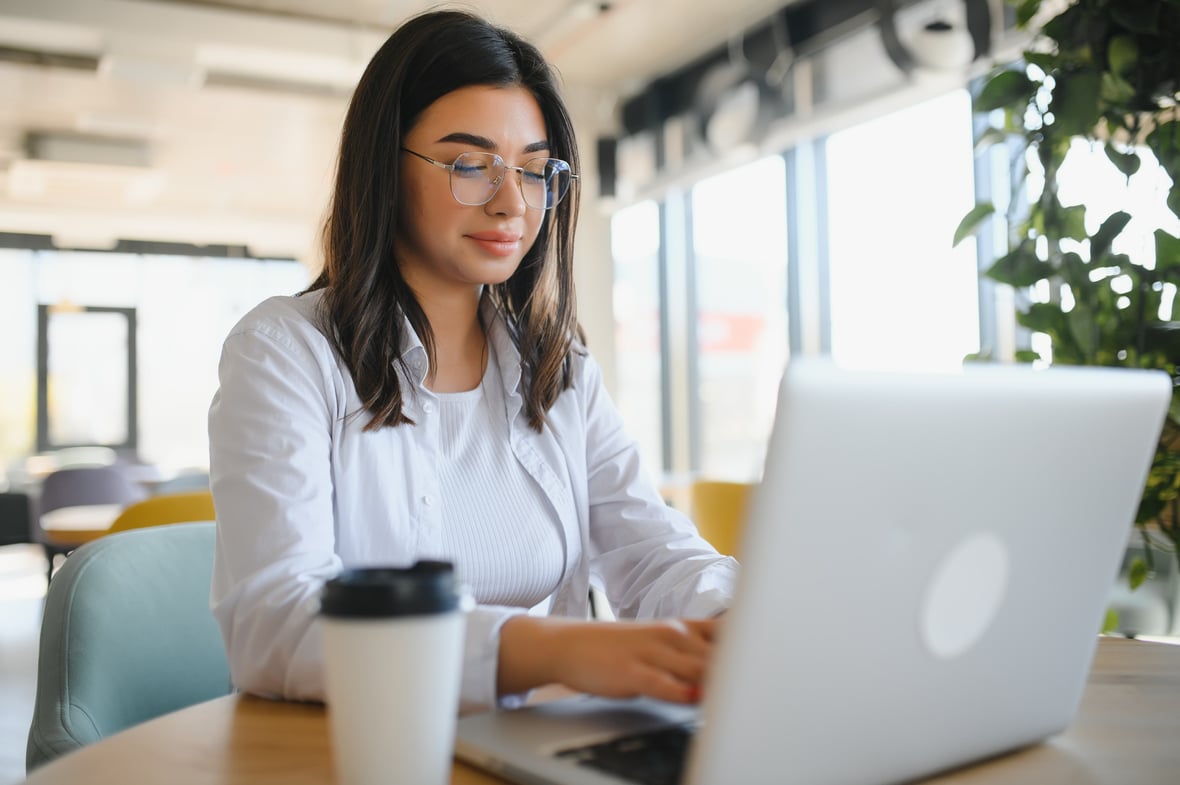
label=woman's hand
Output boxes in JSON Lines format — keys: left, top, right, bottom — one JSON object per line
{"left": 498, "top": 616, "right": 719, "bottom": 704}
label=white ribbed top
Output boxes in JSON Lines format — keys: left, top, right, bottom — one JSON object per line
{"left": 434, "top": 346, "right": 565, "bottom": 608}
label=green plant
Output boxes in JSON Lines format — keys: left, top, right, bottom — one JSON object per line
{"left": 954, "top": 0, "right": 1180, "bottom": 583}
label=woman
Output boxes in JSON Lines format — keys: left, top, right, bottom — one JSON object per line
{"left": 208, "top": 9, "right": 738, "bottom": 713}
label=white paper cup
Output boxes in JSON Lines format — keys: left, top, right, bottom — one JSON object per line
{"left": 320, "top": 562, "right": 467, "bottom": 785}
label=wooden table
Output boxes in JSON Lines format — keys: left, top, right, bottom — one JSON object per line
{"left": 20, "top": 638, "right": 1180, "bottom": 785}
{"left": 38, "top": 503, "right": 123, "bottom": 546}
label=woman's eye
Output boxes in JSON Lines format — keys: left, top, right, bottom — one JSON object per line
{"left": 454, "top": 163, "right": 488, "bottom": 178}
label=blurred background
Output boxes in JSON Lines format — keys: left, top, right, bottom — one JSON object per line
{"left": 0, "top": 0, "right": 1035, "bottom": 488}
{"left": 3, "top": 0, "right": 1180, "bottom": 778}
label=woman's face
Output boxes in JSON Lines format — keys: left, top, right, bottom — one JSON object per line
{"left": 397, "top": 84, "right": 551, "bottom": 298}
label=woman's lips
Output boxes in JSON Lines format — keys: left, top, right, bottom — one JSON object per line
{"left": 467, "top": 231, "right": 521, "bottom": 257}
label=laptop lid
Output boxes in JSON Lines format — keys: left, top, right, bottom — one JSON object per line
{"left": 456, "top": 360, "right": 1171, "bottom": 785}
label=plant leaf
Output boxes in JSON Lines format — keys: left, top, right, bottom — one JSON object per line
{"left": 1026, "top": 203, "right": 1043, "bottom": 236}
{"left": 1128, "top": 557, "right": 1149, "bottom": 590}
{"left": 1103, "top": 143, "right": 1141, "bottom": 177}
{"left": 1050, "top": 69, "right": 1102, "bottom": 137}
{"left": 1156, "top": 229, "right": 1180, "bottom": 271}
{"left": 1060, "top": 204, "right": 1088, "bottom": 242}
{"left": 1099, "top": 72, "right": 1136, "bottom": 105}
{"left": 1137, "top": 485, "right": 1166, "bottom": 527}
{"left": 975, "top": 69, "right": 1035, "bottom": 113}
{"left": 1106, "top": 34, "right": 1139, "bottom": 77}
{"left": 1091, "top": 210, "right": 1132, "bottom": 259}
{"left": 1018, "top": 302, "right": 1067, "bottom": 334}
{"left": 1023, "top": 51, "right": 1059, "bottom": 72}
{"left": 1013, "top": 349, "right": 1042, "bottom": 363}
{"left": 1042, "top": 4, "right": 1087, "bottom": 49}
{"left": 986, "top": 243, "right": 1046, "bottom": 287}
{"left": 1015, "top": 0, "right": 1041, "bottom": 28}
{"left": 1059, "top": 251, "right": 1089, "bottom": 289}
{"left": 1169, "top": 183, "right": 1180, "bottom": 221}
{"left": 1102, "top": 607, "right": 1119, "bottom": 634}
{"left": 953, "top": 203, "right": 995, "bottom": 247}
{"left": 1147, "top": 120, "right": 1180, "bottom": 174}
{"left": 1067, "top": 304, "right": 1098, "bottom": 361}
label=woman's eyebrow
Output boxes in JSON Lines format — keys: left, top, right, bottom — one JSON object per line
{"left": 436, "top": 132, "right": 496, "bottom": 149}
{"left": 435, "top": 132, "right": 552, "bottom": 155}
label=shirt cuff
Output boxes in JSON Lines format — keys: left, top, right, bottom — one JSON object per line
{"left": 460, "top": 605, "right": 530, "bottom": 714}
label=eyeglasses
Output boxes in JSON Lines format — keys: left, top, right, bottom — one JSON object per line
{"left": 402, "top": 148, "right": 576, "bottom": 211}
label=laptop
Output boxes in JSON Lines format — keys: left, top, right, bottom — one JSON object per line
{"left": 455, "top": 359, "right": 1172, "bottom": 785}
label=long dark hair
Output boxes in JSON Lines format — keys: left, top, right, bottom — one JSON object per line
{"left": 304, "top": 9, "right": 581, "bottom": 432}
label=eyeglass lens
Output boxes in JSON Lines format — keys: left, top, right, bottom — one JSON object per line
{"left": 450, "top": 152, "right": 571, "bottom": 210}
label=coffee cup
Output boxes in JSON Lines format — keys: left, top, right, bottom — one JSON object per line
{"left": 320, "top": 561, "right": 467, "bottom": 785}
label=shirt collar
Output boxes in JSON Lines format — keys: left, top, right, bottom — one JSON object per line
{"left": 393, "top": 295, "right": 523, "bottom": 400}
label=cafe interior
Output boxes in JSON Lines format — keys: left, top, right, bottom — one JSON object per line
{"left": 1, "top": 0, "right": 1178, "bottom": 782}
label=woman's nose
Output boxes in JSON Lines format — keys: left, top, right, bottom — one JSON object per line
{"left": 484, "top": 170, "right": 527, "bottom": 217}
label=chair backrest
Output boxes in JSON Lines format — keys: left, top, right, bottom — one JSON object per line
{"left": 37, "top": 465, "right": 147, "bottom": 516}
{"left": 690, "top": 480, "right": 753, "bottom": 557}
{"left": 107, "top": 491, "right": 216, "bottom": 533}
{"left": 26, "top": 522, "right": 231, "bottom": 771}
{"left": 151, "top": 471, "right": 210, "bottom": 496}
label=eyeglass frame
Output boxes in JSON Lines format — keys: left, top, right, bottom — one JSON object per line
{"left": 401, "top": 147, "right": 577, "bottom": 211}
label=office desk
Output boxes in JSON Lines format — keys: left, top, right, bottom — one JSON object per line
{"left": 20, "top": 637, "right": 1180, "bottom": 785}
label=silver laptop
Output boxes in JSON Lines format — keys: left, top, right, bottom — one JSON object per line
{"left": 455, "top": 359, "right": 1171, "bottom": 785}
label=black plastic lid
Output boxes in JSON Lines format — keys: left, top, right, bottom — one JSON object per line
{"left": 320, "top": 561, "right": 461, "bottom": 618}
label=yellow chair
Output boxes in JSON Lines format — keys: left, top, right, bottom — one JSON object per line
{"left": 689, "top": 480, "right": 752, "bottom": 557}
{"left": 107, "top": 491, "right": 216, "bottom": 533}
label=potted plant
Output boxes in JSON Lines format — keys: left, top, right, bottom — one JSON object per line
{"left": 954, "top": 0, "right": 1180, "bottom": 592}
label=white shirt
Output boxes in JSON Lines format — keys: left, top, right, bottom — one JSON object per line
{"left": 208, "top": 290, "right": 739, "bottom": 711}
{"left": 433, "top": 346, "right": 565, "bottom": 607}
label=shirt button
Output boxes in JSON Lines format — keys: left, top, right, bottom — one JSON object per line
{"left": 422, "top": 495, "right": 434, "bottom": 507}
{"left": 423, "top": 402, "right": 435, "bottom": 414}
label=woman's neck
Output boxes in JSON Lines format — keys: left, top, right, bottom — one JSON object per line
{"left": 416, "top": 286, "right": 487, "bottom": 393}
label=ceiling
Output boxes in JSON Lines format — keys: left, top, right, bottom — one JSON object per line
{"left": 0, "top": 0, "right": 795, "bottom": 259}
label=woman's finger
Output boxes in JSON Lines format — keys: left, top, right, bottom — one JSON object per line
{"left": 653, "top": 619, "right": 713, "bottom": 658}
{"left": 634, "top": 664, "right": 702, "bottom": 704}
{"left": 639, "top": 646, "right": 706, "bottom": 688}
{"left": 682, "top": 618, "right": 719, "bottom": 643}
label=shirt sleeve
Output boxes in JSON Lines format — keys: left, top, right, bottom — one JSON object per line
{"left": 578, "top": 354, "right": 740, "bottom": 620}
{"left": 461, "top": 605, "right": 531, "bottom": 713}
{"left": 208, "top": 320, "right": 341, "bottom": 701}
{"left": 209, "top": 313, "right": 531, "bottom": 711}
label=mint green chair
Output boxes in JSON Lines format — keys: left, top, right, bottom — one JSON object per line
{"left": 26, "top": 522, "right": 231, "bottom": 770}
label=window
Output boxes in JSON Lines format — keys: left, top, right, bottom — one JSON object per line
{"left": 825, "top": 89, "right": 981, "bottom": 371}
{"left": 0, "top": 249, "right": 37, "bottom": 464}
{"left": 608, "top": 88, "right": 989, "bottom": 484}
{"left": 38, "top": 305, "right": 135, "bottom": 450}
{"left": 0, "top": 248, "right": 308, "bottom": 477}
{"left": 611, "top": 200, "right": 664, "bottom": 474}
{"left": 133, "top": 254, "right": 308, "bottom": 472}
{"left": 690, "top": 155, "right": 789, "bottom": 480}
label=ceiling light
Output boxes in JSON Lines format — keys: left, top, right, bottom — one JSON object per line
{"left": 25, "top": 131, "right": 151, "bottom": 168}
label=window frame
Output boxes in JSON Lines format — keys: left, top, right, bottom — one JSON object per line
{"left": 36, "top": 304, "right": 139, "bottom": 453}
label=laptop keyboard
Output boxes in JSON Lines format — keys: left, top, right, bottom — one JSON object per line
{"left": 554, "top": 724, "right": 694, "bottom": 785}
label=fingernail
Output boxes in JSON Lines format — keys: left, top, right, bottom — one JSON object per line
{"left": 687, "top": 686, "right": 702, "bottom": 703}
